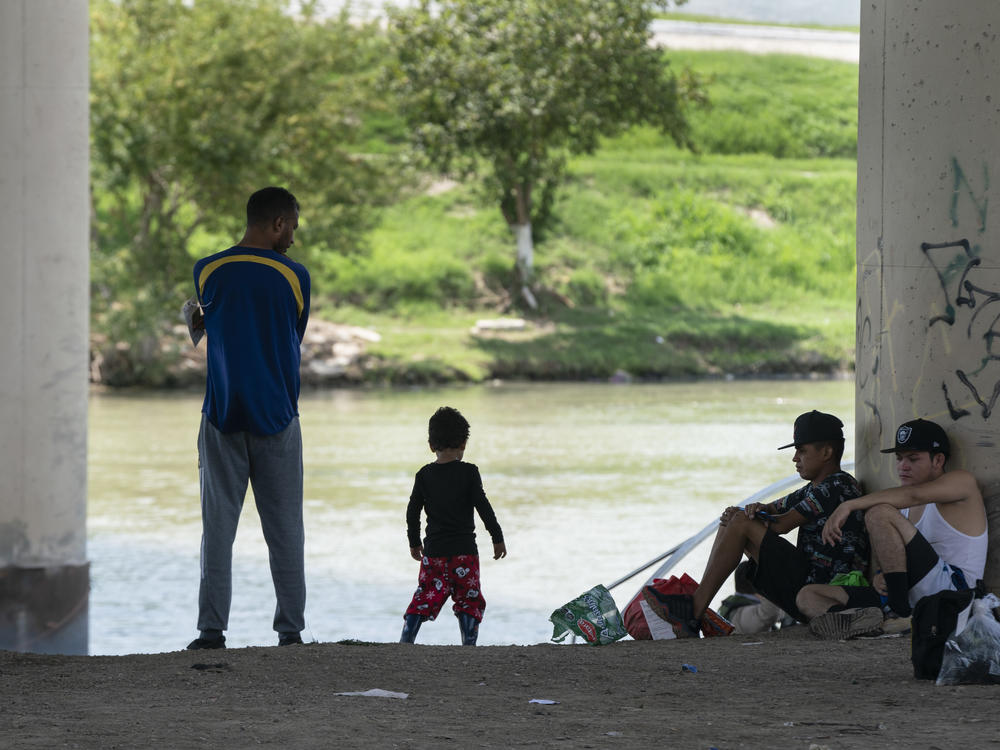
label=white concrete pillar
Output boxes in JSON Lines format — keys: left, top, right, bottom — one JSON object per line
{"left": 857, "top": 1, "right": 1000, "bottom": 591}
{"left": 0, "top": 0, "right": 90, "bottom": 653}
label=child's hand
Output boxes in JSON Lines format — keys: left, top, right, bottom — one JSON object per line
{"left": 493, "top": 542, "right": 507, "bottom": 560}
{"left": 410, "top": 546, "right": 423, "bottom": 561}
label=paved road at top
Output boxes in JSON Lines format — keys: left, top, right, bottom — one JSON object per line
{"left": 651, "top": 19, "right": 859, "bottom": 63}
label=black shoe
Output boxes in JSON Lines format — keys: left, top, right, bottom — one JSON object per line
{"left": 278, "top": 632, "right": 303, "bottom": 646}
{"left": 400, "top": 614, "right": 422, "bottom": 644}
{"left": 187, "top": 635, "right": 226, "bottom": 650}
{"left": 457, "top": 612, "right": 479, "bottom": 646}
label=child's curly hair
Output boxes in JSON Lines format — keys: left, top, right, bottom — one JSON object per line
{"left": 428, "top": 406, "right": 470, "bottom": 451}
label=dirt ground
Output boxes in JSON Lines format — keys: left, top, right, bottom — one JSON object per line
{"left": 2, "top": 627, "right": 997, "bottom": 750}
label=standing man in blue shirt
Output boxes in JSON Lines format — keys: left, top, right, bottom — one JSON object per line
{"left": 187, "top": 187, "right": 311, "bottom": 649}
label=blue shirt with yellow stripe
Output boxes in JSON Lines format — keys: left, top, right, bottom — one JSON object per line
{"left": 194, "top": 246, "right": 310, "bottom": 435}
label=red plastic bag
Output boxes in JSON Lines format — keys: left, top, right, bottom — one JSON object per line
{"left": 623, "top": 573, "right": 699, "bottom": 640}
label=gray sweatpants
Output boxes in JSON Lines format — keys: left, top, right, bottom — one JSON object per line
{"left": 197, "top": 415, "right": 305, "bottom": 636}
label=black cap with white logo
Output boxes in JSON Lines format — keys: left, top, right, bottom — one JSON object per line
{"left": 880, "top": 419, "right": 950, "bottom": 456}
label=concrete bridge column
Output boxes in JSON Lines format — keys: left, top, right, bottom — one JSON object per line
{"left": 0, "top": 1, "right": 90, "bottom": 652}
{"left": 857, "top": 1, "right": 1000, "bottom": 591}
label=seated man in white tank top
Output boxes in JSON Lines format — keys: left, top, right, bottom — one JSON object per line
{"left": 794, "top": 419, "right": 987, "bottom": 639}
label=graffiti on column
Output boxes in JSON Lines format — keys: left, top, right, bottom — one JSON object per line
{"left": 920, "top": 159, "right": 998, "bottom": 421}
{"left": 950, "top": 158, "right": 989, "bottom": 234}
{"left": 856, "top": 234, "right": 885, "bottom": 477}
{"left": 857, "top": 263, "right": 882, "bottom": 433}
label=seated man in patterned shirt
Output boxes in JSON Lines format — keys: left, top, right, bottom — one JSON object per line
{"left": 646, "top": 411, "right": 869, "bottom": 638}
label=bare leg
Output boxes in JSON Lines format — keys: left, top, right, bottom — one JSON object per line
{"left": 705, "top": 521, "right": 731, "bottom": 562}
{"left": 692, "top": 514, "right": 766, "bottom": 618}
{"left": 866, "top": 503, "right": 918, "bottom": 616}
{"left": 795, "top": 584, "right": 848, "bottom": 621}
{"left": 865, "top": 504, "right": 917, "bottom": 573}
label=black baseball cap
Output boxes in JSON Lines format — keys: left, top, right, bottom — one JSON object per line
{"left": 880, "top": 419, "right": 950, "bottom": 456}
{"left": 777, "top": 410, "right": 845, "bottom": 450}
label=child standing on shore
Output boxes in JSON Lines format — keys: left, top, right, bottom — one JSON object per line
{"left": 400, "top": 407, "right": 506, "bottom": 646}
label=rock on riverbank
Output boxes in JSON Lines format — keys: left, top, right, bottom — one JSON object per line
{"left": 89, "top": 319, "right": 382, "bottom": 388}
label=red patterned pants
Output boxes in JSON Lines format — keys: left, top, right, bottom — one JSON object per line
{"left": 405, "top": 554, "right": 485, "bottom": 622}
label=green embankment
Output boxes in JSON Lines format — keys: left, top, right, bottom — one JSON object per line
{"left": 316, "top": 49, "right": 860, "bottom": 384}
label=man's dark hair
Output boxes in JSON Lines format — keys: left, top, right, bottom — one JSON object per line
{"left": 428, "top": 406, "right": 470, "bottom": 451}
{"left": 246, "top": 186, "right": 299, "bottom": 227}
{"left": 827, "top": 438, "right": 845, "bottom": 464}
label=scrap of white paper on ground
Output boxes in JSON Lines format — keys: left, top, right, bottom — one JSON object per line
{"left": 335, "top": 689, "right": 409, "bottom": 699}
{"left": 529, "top": 699, "right": 560, "bottom": 705}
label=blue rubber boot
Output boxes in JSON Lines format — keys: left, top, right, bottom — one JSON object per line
{"left": 457, "top": 612, "right": 479, "bottom": 646}
{"left": 399, "top": 614, "right": 422, "bottom": 643}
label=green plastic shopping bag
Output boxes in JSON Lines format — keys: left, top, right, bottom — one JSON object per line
{"left": 549, "top": 584, "right": 627, "bottom": 645}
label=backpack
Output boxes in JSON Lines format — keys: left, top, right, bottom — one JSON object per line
{"left": 911, "top": 588, "right": 975, "bottom": 680}
{"left": 623, "top": 574, "right": 699, "bottom": 640}
{"left": 718, "top": 593, "right": 758, "bottom": 621}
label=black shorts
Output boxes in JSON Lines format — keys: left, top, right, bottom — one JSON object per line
{"left": 750, "top": 530, "right": 811, "bottom": 621}
{"left": 836, "top": 533, "right": 941, "bottom": 610}
{"left": 841, "top": 585, "right": 884, "bottom": 609}
{"left": 904, "top": 531, "right": 940, "bottom": 585}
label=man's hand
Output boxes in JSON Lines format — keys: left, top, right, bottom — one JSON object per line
{"left": 410, "top": 546, "right": 423, "bottom": 561}
{"left": 719, "top": 506, "right": 740, "bottom": 526}
{"left": 743, "top": 502, "right": 762, "bottom": 518}
{"left": 872, "top": 571, "right": 887, "bottom": 595}
{"left": 821, "top": 501, "right": 855, "bottom": 545}
{"left": 493, "top": 542, "right": 507, "bottom": 560}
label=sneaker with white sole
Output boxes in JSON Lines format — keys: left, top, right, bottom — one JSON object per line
{"left": 881, "top": 613, "right": 912, "bottom": 635}
{"left": 809, "top": 607, "right": 884, "bottom": 640}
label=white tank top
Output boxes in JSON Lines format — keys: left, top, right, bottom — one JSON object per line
{"left": 903, "top": 503, "right": 987, "bottom": 584}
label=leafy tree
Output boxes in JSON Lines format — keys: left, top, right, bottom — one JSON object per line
{"left": 385, "top": 0, "right": 698, "bottom": 309}
{"left": 89, "top": 0, "right": 389, "bottom": 380}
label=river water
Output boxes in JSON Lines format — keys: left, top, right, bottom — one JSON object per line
{"left": 87, "top": 379, "right": 854, "bottom": 653}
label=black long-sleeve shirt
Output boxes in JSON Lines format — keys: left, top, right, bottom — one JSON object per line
{"left": 406, "top": 461, "right": 504, "bottom": 557}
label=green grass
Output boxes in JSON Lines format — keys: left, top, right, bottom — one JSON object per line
{"left": 315, "top": 161, "right": 856, "bottom": 382}
{"left": 668, "top": 50, "right": 859, "bottom": 158}
{"left": 323, "top": 300, "right": 854, "bottom": 385}
{"left": 319, "top": 307, "right": 496, "bottom": 384}
{"left": 308, "top": 48, "right": 862, "bottom": 383}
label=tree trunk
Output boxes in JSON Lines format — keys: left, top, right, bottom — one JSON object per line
{"left": 513, "top": 222, "right": 538, "bottom": 309}
{"left": 510, "top": 180, "right": 537, "bottom": 309}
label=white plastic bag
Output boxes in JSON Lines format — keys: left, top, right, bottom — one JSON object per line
{"left": 936, "top": 594, "right": 1000, "bottom": 686}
